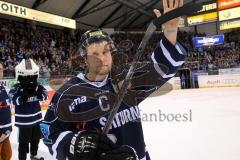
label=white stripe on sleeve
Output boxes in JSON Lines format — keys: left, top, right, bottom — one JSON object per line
{"left": 52, "top": 131, "right": 72, "bottom": 160}
{"left": 151, "top": 53, "right": 176, "bottom": 79}
{"left": 0, "top": 123, "right": 12, "bottom": 129}
{"left": 160, "top": 40, "right": 185, "bottom": 67}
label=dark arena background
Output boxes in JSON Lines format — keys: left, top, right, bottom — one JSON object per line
{"left": 0, "top": 0, "right": 240, "bottom": 160}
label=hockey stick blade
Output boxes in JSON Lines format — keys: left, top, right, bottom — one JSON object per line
{"left": 102, "top": 2, "right": 203, "bottom": 134}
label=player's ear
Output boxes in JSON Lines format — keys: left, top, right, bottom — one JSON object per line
{"left": 83, "top": 55, "right": 87, "bottom": 65}
{"left": 83, "top": 53, "right": 89, "bottom": 69}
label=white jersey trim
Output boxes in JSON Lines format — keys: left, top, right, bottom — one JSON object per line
{"left": 52, "top": 131, "right": 72, "bottom": 160}
{"left": 151, "top": 53, "right": 176, "bottom": 79}
{"left": 16, "top": 96, "right": 20, "bottom": 106}
{"left": 77, "top": 73, "right": 108, "bottom": 88}
{"left": 15, "top": 118, "right": 42, "bottom": 125}
{"left": 0, "top": 123, "right": 12, "bottom": 128}
{"left": 175, "top": 43, "right": 185, "bottom": 55}
{"left": 140, "top": 156, "right": 146, "bottom": 160}
{"left": 15, "top": 111, "right": 42, "bottom": 117}
{"left": 160, "top": 40, "right": 185, "bottom": 67}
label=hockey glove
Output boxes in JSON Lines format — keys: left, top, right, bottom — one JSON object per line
{"left": 36, "top": 85, "right": 44, "bottom": 99}
{"left": 20, "top": 83, "right": 37, "bottom": 103}
{"left": 68, "top": 130, "right": 116, "bottom": 160}
{"left": 21, "top": 88, "right": 30, "bottom": 103}
{"left": 99, "top": 145, "right": 139, "bottom": 160}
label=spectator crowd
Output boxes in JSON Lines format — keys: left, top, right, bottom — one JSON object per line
{"left": 0, "top": 19, "right": 240, "bottom": 78}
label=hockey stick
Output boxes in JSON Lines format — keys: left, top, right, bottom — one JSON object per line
{"left": 102, "top": 1, "right": 202, "bottom": 134}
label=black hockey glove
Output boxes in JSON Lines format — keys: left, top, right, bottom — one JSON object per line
{"left": 99, "top": 145, "right": 139, "bottom": 160}
{"left": 21, "top": 88, "right": 30, "bottom": 103}
{"left": 68, "top": 130, "right": 116, "bottom": 160}
{"left": 36, "top": 85, "right": 44, "bottom": 99}
{"left": 20, "top": 82, "right": 37, "bottom": 102}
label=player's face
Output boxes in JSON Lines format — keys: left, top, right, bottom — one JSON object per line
{"left": 86, "top": 41, "right": 113, "bottom": 76}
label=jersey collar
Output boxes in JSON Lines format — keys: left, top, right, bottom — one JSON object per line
{"left": 77, "top": 73, "right": 109, "bottom": 88}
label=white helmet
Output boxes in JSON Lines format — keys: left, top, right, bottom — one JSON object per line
{"left": 15, "top": 59, "right": 39, "bottom": 81}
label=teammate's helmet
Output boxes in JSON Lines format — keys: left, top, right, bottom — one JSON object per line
{"left": 79, "top": 29, "right": 116, "bottom": 57}
{"left": 15, "top": 59, "right": 39, "bottom": 84}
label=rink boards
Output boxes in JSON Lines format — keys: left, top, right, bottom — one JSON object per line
{"left": 1, "top": 74, "right": 240, "bottom": 113}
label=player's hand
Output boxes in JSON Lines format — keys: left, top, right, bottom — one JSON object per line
{"left": 68, "top": 130, "right": 116, "bottom": 160}
{"left": 153, "top": 0, "right": 184, "bottom": 45}
{"left": 99, "top": 145, "right": 139, "bottom": 160}
{"left": 153, "top": 0, "right": 183, "bottom": 30}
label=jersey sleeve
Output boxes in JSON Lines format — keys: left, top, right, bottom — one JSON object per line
{"left": 37, "top": 85, "right": 48, "bottom": 101}
{"left": 8, "top": 84, "right": 22, "bottom": 106}
{"left": 127, "top": 36, "right": 187, "bottom": 105}
{"left": 40, "top": 89, "right": 75, "bottom": 160}
{"left": 0, "top": 86, "right": 12, "bottom": 137}
{"left": 150, "top": 36, "right": 187, "bottom": 80}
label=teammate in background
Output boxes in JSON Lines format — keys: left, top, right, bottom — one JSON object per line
{"left": 0, "top": 63, "right": 12, "bottom": 160}
{"left": 193, "top": 69, "right": 199, "bottom": 88}
{"left": 9, "top": 59, "right": 48, "bottom": 160}
{"left": 42, "top": 0, "right": 187, "bottom": 159}
{"left": 180, "top": 73, "right": 186, "bottom": 89}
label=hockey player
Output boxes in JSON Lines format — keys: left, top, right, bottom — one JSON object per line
{"left": 9, "top": 59, "right": 47, "bottom": 160}
{"left": 0, "top": 63, "right": 12, "bottom": 160}
{"left": 42, "top": 0, "right": 186, "bottom": 159}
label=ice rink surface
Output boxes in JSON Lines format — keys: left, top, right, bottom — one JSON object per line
{"left": 10, "top": 87, "right": 240, "bottom": 160}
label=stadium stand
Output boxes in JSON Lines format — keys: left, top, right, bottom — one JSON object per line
{"left": 0, "top": 19, "right": 240, "bottom": 78}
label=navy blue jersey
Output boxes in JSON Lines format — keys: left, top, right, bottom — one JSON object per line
{"left": 41, "top": 37, "right": 187, "bottom": 160}
{"left": 0, "top": 85, "right": 12, "bottom": 138}
{"left": 9, "top": 83, "right": 48, "bottom": 128}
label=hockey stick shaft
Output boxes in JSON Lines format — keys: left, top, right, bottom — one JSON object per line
{"left": 102, "top": 2, "right": 202, "bottom": 134}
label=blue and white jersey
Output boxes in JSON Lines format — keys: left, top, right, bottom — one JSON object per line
{"left": 9, "top": 83, "right": 48, "bottom": 128}
{"left": 41, "top": 36, "right": 187, "bottom": 160}
{"left": 0, "top": 85, "right": 12, "bottom": 137}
